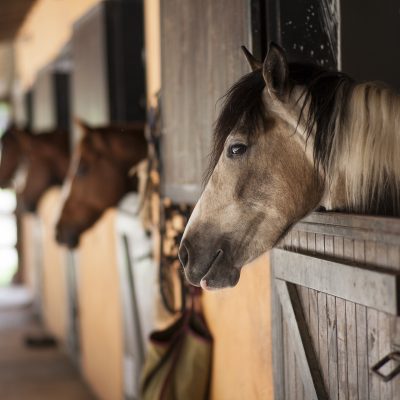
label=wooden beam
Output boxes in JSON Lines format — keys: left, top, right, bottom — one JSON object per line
{"left": 272, "top": 249, "right": 400, "bottom": 315}
{"left": 271, "top": 265, "right": 285, "bottom": 399}
{"left": 275, "top": 280, "right": 328, "bottom": 400}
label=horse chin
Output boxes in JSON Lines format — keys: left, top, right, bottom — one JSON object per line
{"left": 55, "top": 227, "right": 80, "bottom": 249}
{"left": 22, "top": 201, "right": 38, "bottom": 213}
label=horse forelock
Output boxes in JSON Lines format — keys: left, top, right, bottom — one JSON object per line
{"left": 204, "top": 70, "right": 267, "bottom": 186}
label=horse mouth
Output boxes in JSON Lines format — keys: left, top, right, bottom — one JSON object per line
{"left": 200, "top": 249, "right": 228, "bottom": 290}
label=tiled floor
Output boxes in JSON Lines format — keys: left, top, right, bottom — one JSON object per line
{"left": 0, "top": 286, "right": 95, "bottom": 400}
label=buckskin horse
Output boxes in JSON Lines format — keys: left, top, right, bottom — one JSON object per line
{"left": 55, "top": 120, "right": 147, "bottom": 248}
{"left": 15, "top": 129, "right": 70, "bottom": 212}
{"left": 179, "top": 42, "right": 400, "bottom": 290}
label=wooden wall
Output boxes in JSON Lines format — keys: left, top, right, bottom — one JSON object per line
{"left": 37, "top": 188, "right": 69, "bottom": 343}
{"left": 274, "top": 213, "right": 400, "bottom": 399}
{"left": 78, "top": 210, "right": 123, "bottom": 400}
{"left": 161, "top": 0, "right": 252, "bottom": 203}
{"left": 203, "top": 254, "right": 274, "bottom": 400}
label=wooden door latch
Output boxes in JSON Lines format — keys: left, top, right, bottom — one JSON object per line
{"left": 371, "top": 352, "right": 400, "bottom": 382}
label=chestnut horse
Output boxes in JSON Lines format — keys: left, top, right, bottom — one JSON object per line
{"left": 179, "top": 43, "right": 400, "bottom": 290}
{"left": 15, "top": 130, "right": 70, "bottom": 212}
{"left": 0, "top": 125, "right": 22, "bottom": 188}
{"left": 55, "top": 121, "right": 147, "bottom": 248}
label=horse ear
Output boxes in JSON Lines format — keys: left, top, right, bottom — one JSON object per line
{"left": 75, "top": 118, "right": 93, "bottom": 135}
{"left": 241, "top": 46, "right": 262, "bottom": 71}
{"left": 262, "top": 42, "right": 289, "bottom": 100}
{"left": 89, "top": 131, "right": 109, "bottom": 154}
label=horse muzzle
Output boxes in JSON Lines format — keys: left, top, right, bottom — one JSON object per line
{"left": 179, "top": 239, "right": 241, "bottom": 290}
{"left": 55, "top": 225, "right": 80, "bottom": 249}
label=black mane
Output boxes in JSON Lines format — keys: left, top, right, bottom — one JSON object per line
{"left": 206, "top": 62, "right": 355, "bottom": 183}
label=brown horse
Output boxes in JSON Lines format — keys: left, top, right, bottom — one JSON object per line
{"left": 0, "top": 125, "right": 23, "bottom": 188}
{"left": 15, "top": 129, "right": 70, "bottom": 212}
{"left": 179, "top": 43, "right": 400, "bottom": 290}
{"left": 55, "top": 121, "right": 147, "bottom": 248}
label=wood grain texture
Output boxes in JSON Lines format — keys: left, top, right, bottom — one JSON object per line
{"left": 202, "top": 254, "right": 274, "bottom": 400}
{"left": 79, "top": 210, "right": 123, "bottom": 400}
{"left": 273, "top": 211, "right": 400, "bottom": 399}
{"left": 161, "top": 0, "right": 252, "bottom": 202}
{"left": 37, "top": 189, "right": 69, "bottom": 344}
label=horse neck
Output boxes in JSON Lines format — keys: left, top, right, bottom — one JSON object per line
{"left": 327, "top": 82, "right": 400, "bottom": 214}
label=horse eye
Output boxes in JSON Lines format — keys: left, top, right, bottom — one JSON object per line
{"left": 228, "top": 143, "right": 247, "bottom": 158}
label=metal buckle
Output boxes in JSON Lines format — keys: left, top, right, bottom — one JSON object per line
{"left": 371, "top": 352, "right": 400, "bottom": 382}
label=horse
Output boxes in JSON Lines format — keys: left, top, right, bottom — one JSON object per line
{"left": 179, "top": 42, "right": 400, "bottom": 290}
{"left": 15, "top": 129, "right": 70, "bottom": 212}
{"left": 55, "top": 120, "right": 147, "bottom": 248}
{"left": 0, "top": 125, "right": 23, "bottom": 188}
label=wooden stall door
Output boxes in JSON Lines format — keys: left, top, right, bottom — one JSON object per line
{"left": 271, "top": 213, "right": 400, "bottom": 400}
{"left": 161, "top": 0, "right": 254, "bottom": 203}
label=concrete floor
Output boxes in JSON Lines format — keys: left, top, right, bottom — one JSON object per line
{"left": 0, "top": 286, "right": 95, "bottom": 400}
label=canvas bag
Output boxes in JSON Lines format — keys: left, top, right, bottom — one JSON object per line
{"left": 140, "top": 306, "right": 212, "bottom": 400}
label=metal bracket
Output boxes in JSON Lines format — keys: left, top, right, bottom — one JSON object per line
{"left": 371, "top": 352, "right": 400, "bottom": 382}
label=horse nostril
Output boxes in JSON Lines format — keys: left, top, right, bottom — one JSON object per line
{"left": 178, "top": 242, "right": 189, "bottom": 268}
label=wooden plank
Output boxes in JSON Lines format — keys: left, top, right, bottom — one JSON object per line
{"left": 292, "top": 230, "right": 300, "bottom": 250}
{"left": 306, "top": 232, "right": 318, "bottom": 361}
{"left": 318, "top": 291, "right": 330, "bottom": 393}
{"left": 276, "top": 280, "right": 328, "bottom": 400}
{"left": 271, "top": 249, "right": 400, "bottom": 315}
{"left": 343, "top": 238, "right": 358, "bottom": 399}
{"left": 345, "top": 301, "right": 358, "bottom": 399}
{"left": 336, "top": 299, "right": 348, "bottom": 400}
{"left": 271, "top": 265, "right": 285, "bottom": 400}
{"left": 161, "top": 0, "right": 251, "bottom": 202}
{"left": 356, "top": 304, "right": 369, "bottom": 400}
{"left": 294, "top": 222, "right": 400, "bottom": 246}
{"left": 353, "top": 239, "right": 369, "bottom": 400}
{"left": 287, "top": 323, "right": 296, "bottom": 400}
{"left": 334, "top": 236, "right": 348, "bottom": 400}
{"left": 387, "top": 244, "right": 400, "bottom": 398}
{"left": 379, "top": 312, "right": 393, "bottom": 400}
{"left": 283, "top": 319, "right": 290, "bottom": 400}
{"left": 367, "top": 309, "right": 380, "bottom": 399}
{"left": 327, "top": 294, "right": 339, "bottom": 400}
{"left": 316, "top": 232, "right": 329, "bottom": 393}
{"left": 295, "top": 357, "right": 305, "bottom": 400}
{"left": 299, "top": 231, "right": 308, "bottom": 251}
{"left": 301, "top": 212, "right": 400, "bottom": 235}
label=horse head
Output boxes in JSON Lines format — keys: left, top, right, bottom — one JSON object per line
{"left": 55, "top": 120, "right": 147, "bottom": 248}
{"left": 15, "top": 129, "right": 70, "bottom": 212}
{"left": 0, "top": 125, "right": 23, "bottom": 188}
{"left": 178, "top": 43, "right": 351, "bottom": 289}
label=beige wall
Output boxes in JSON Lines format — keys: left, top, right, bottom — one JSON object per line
{"left": 37, "top": 188, "right": 69, "bottom": 343}
{"left": 203, "top": 255, "right": 274, "bottom": 400}
{"left": 144, "top": 0, "right": 161, "bottom": 108}
{"left": 15, "top": 0, "right": 100, "bottom": 90}
{"left": 78, "top": 210, "right": 123, "bottom": 400}
{"left": 21, "top": 214, "right": 40, "bottom": 294}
